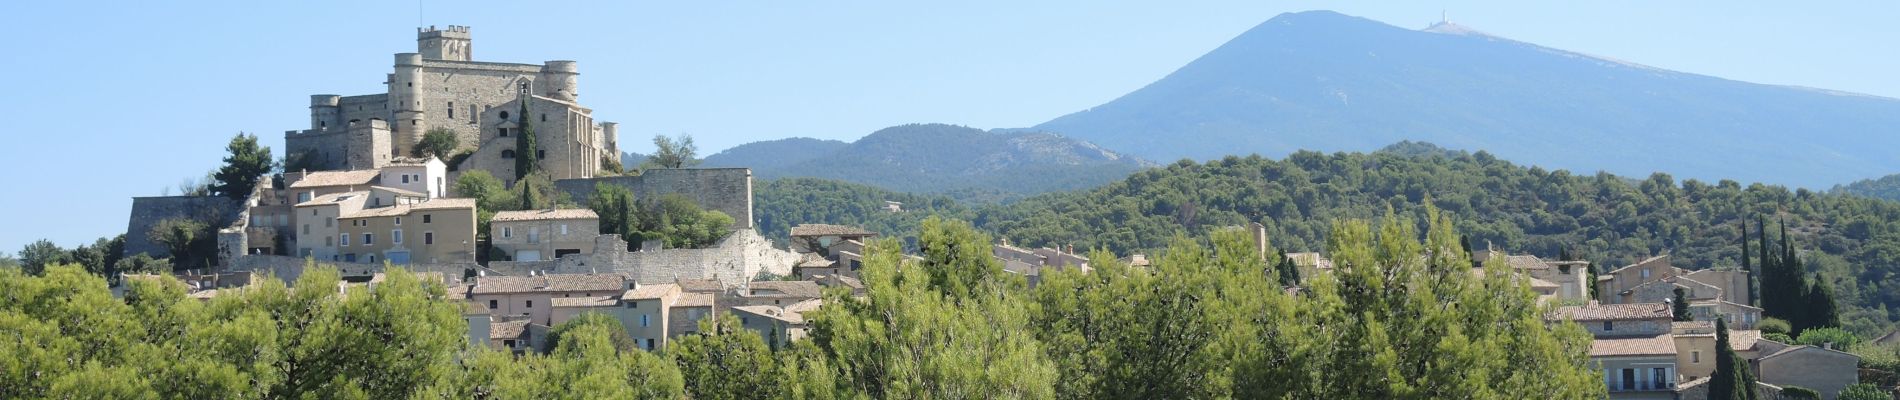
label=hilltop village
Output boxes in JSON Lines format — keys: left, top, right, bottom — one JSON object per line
{"left": 61, "top": 26, "right": 1873, "bottom": 399}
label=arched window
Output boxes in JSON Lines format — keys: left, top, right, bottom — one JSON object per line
{"left": 501, "top": 150, "right": 515, "bottom": 159}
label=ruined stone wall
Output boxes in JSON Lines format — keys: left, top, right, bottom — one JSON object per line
{"left": 123, "top": 196, "right": 245, "bottom": 259}
{"left": 532, "top": 230, "right": 796, "bottom": 286}
{"left": 555, "top": 168, "right": 754, "bottom": 229}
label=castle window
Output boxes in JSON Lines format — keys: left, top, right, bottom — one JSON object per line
{"left": 448, "top": 102, "right": 455, "bottom": 119}
{"left": 541, "top": 114, "right": 546, "bottom": 122}
{"left": 537, "top": 150, "right": 545, "bottom": 159}
{"left": 499, "top": 128, "right": 509, "bottom": 137}
{"left": 320, "top": 121, "right": 326, "bottom": 128}
{"left": 501, "top": 150, "right": 515, "bottom": 159}
{"left": 407, "top": 82, "right": 412, "bottom": 87}
{"left": 499, "top": 111, "right": 509, "bottom": 120}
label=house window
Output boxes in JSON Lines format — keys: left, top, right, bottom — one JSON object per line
{"left": 503, "top": 227, "right": 512, "bottom": 238}
{"left": 1652, "top": 368, "right": 1667, "bottom": 389}
{"left": 1621, "top": 369, "right": 1635, "bottom": 390}
{"left": 392, "top": 230, "right": 403, "bottom": 244}
{"left": 560, "top": 224, "right": 568, "bottom": 235}
{"left": 341, "top": 234, "right": 348, "bottom": 246}
{"left": 302, "top": 224, "right": 310, "bottom": 235}
{"left": 299, "top": 192, "right": 312, "bottom": 203}
{"left": 503, "top": 339, "right": 515, "bottom": 348}
{"left": 628, "top": 301, "right": 638, "bottom": 308}
{"left": 395, "top": 217, "right": 402, "bottom": 226}
{"left": 1641, "top": 269, "right": 1651, "bottom": 279}
{"left": 488, "top": 299, "right": 497, "bottom": 309}
{"left": 401, "top": 175, "right": 409, "bottom": 184}
{"left": 1692, "top": 351, "right": 1700, "bottom": 363}
{"left": 499, "top": 128, "right": 510, "bottom": 137}
{"left": 364, "top": 233, "right": 374, "bottom": 245}
{"left": 640, "top": 315, "right": 649, "bottom": 327}
{"left": 325, "top": 218, "right": 333, "bottom": 228}
{"left": 424, "top": 214, "right": 432, "bottom": 224}
{"left": 501, "top": 150, "right": 515, "bottom": 159}
{"left": 646, "top": 338, "right": 655, "bottom": 350}
{"left": 1602, "top": 321, "right": 1613, "bottom": 331}
{"left": 325, "top": 236, "right": 333, "bottom": 246}
{"left": 425, "top": 232, "right": 434, "bottom": 245}
{"left": 344, "top": 253, "right": 356, "bottom": 263}
{"left": 540, "top": 113, "right": 546, "bottom": 122}
{"left": 525, "top": 300, "right": 533, "bottom": 308}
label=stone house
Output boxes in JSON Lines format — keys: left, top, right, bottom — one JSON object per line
{"left": 1551, "top": 302, "right": 1680, "bottom": 398}
{"left": 292, "top": 191, "right": 371, "bottom": 261}
{"left": 789, "top": 224, "right": 878, "bottom": 255}
{"left": 1671, "top": 321, "right": 1763, "bottom": 381}
{"left": 1752, "top": 340, "right": 1862, "bottom": 399}
{"left": 732, "top": 299, "right": 821, "bottom": 348}
{"left": 377, "top": 157, "right": 448, "bottom": 199}
{"left": 490, "top": 208, "right": 600, "bottom": 262}
{"left": 1687, "top": 300, "right": 1763, "bottom": 330}
{"left": 468, "top": 273, "right": 630, "bottom": 326}
{"left": 1598, "top": 255, "right": 1751, "bottom": 309}
{"left": 729, "top": 280, "right": 824, "bottom": 307}
{"left": 286, "top": 170, "right": 382, "bottom": 204}
{"left": 1498, "top": 254, "right": 1592, "bottom": 303}
{"left": 667, "top": 292, "right": 717, "bottom": 338}
{"left": 618, "top": 283, "right": 682, "bottom": 351}
{"left": 994, "top": 241, "right": 1091, "bottom": 288}
{"left": 336, "top": 197, "right": 477, "bottom": 264}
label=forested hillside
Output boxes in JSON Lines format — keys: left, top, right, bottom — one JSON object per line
{"left": 753, "top": 178, "right": 974, "bottom": 246}
{"left": 727, "top": 124, "right": 1151, "bottom": 202}
{"left": 1836, "top": 174, "right": 1900, "bottom": 202}
{"left": 967, "top": 148, "right": 1900, "bottom": 334}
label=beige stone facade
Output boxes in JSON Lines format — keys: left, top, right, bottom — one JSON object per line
{"left": 468, "top": 274, "right": 630, "bottom": 327}
{"left": 490, "top": 209, "right": 600, "bottom": 262}
{"left": 336, "top": 198, "right": 477, "bottom": 264}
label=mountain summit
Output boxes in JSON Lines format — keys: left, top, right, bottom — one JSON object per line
{"left": 1033, "top": 10, "right": 1900, "bottom": 186}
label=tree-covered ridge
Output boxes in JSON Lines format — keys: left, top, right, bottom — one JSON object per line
{"left": 753, "top": 178, "right": 976, "bottom": 247}
{"left": 967, "top": 150, "right": 1900, "bottom": 333}
{"left": 1835, "top": 174, "right": 1900, "bottom": 202}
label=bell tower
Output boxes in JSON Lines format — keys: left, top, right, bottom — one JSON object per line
{"left": 418, "top": 25, "right": 471, "bottom": 61}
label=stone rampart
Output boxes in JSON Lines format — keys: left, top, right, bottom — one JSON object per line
{"left": 123, "top": 196, "right": 245, "bottom": 259}
{"left": 226, "top": 254, "right": 474, "bottom": 284}
{"left": 555, "top": 168, "right": 753, "bottom": 229}
{"left": 514, "top": 230, "right": 796, "bottom": 286}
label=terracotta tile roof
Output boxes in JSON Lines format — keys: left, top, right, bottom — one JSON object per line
{"left": 1590, "top": 334, "right": 1677, "bottom": 357}
{"left": 1730, "top": 330, "right": 1761, "bottom": 351}
{"left": 552, "top": 296, "right": 618, "bottom": 308}
{"left": 747, "top": 280, "right": 824, "bottom": 299}
{"left": 471, "top": 274, "right": 625, "bottom": 295}
{"left": 789, "top": 224, "right": 877, "bottom": 237}
{"left": 492, "top": 208, "right": 599, "bottom": 222}
{"left": 343, "top": 198, "right": 477, "bottom": 218}
{"left": 732, "top": 304, "right": 813, "bottom": 325}
{"left": 625, "top": 283, "right": 682, "bottom": 300}
{"left": 295, "top": 191, "right": 369, "bottom": 207}
{"left": 369, "top": 186, "right": 427, "bottom": 197}
{"left": 491, "top": 320, "right": 529, "bottom": 340}
{"left": 673, "top": 292, "right": 715, "bottom": 308}
{"left": 783, "top": 299, "right": 823, "bottom": 314}
{"left": 1607, "top": 254, "right": 1671, "bottom": 275}
{"left": 798, "top": 259, "right": 836, "bottom": 268}
{"left": 1526, "top": 276, "right": 1560, "bottom": 289}
{"left": 1506, "top": 255, "right": 1552, "bottom": 270}
{"left": 290, "top": 170, "right": 380, "bottom": 189}
{"left": 463, "top": 301, "right": 488, "bottom": 315}
{"left": 1551, "top": 303, "right": 1671, "bottom": 322}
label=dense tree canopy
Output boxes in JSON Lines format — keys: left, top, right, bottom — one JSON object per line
{"left": 589, "top": 184, "right": 735, "bottom": 249}
{"left": 413, "top": 127, "right": 461, "bottom": 160}
{"left": 210, "top": 132, "right": 277, "bottom": 200}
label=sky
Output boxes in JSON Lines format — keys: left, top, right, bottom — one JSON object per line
{"left": 2, "top": 1, "right": 1897, "bottom": 252}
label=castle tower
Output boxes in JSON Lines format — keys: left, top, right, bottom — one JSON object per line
{"left": 539, "top": 60, "right": 579, "bottom": 102}
{"left": 309, "top": 95, "right": 341, "bottom": 130}
{"left": 348, "top": 119, "right": 392, "bottom": 170}
{"left": 418, "top": 25, "right": 471, "bottom": 62}
{"left": 390, "top": 53, "right": 428, "bottom": 158}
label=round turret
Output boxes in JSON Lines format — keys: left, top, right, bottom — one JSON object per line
{"left": 541, "top": 60, "right": 579, "bottom": 101}
{"left": 310, "top": 95, "right": 342, "bottom": 130}
{"left": 310, "top": 94, "right": 341, "bottom": 107}
{"left": 395, "top": 53, "right": 424, "bottom": 67}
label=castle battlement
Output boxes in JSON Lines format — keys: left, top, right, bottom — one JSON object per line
{"left": 418, "top": 25, "right": 471, "bottom": 39}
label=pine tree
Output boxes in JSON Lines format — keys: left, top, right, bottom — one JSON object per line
{"left": 514, "top": 98, "right": 538, "bottom": 180}
{"left": 1275, "top": 249, "right": 1301, "bottom": 287}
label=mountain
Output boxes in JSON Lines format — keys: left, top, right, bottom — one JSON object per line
{"left": 1834, "top": 174, "right": 1900, "bottom": 202}
{"left": 716, "top": 123, "right": 1152, "bottom": 201}
{"left": 701, "top": 137, "right": 848, "bottom": 170}
{"left": 1032, "top": 10, "right": 1900, "bottom": 187}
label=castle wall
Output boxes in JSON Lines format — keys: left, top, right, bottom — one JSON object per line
{"left": 555, "top": 168, "right": 755, "bottom": 229}
{"left": 123, "top": 196, "right": 245, "bottom": 259}
{"left": 226, "top": 254, "right": 473, "bottom": 284}
{"left": 513, "top": 230, "right": 796, "bottom": 286}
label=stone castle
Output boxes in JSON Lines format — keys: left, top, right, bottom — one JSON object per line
{"left": 285, "top": 25, "right": 620, "bottom": 183}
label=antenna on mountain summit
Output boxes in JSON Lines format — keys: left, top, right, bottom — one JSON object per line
{"left": 1441, "top": 10, "right": 1449, "bottom": 23}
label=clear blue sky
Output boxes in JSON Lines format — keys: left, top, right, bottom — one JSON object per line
{"left": 2, "top": 1, "right": 1896, "bottom": 252}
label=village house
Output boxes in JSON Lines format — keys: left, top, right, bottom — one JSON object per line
{"left": 1551, "top": 302, "right": 1680, "bottom": 398}
{"left": 335, "top": 197, "right": 477, "bottom": 264}
{"left": 1671, "top": 321, "right": 1763, "bottom": 381}
{"left": 1597, "top": 255, "right": 1757, "bottom": 328}
{"left": 732, "top": 299, "right": 822, "bottom": 348}
{"left": 467, "top": 273, "right": 630, "bottom": 326}
{"left": 490, "top": 208, "right": 600, "bottom": 262}
{"left": 993, "top": 240, "right": 1090, "bottom": 287}
{"left": 1751, "top": 340, "right": 1862, "bottom": 399}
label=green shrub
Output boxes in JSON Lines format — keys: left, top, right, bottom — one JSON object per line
{"left": 1758, "top": 317, "right": 1791, "bottom": 335}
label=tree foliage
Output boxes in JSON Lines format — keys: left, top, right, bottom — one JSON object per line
{"left": 210, "top": 132, "right": 277, "bottom": 199}
{"left": 589, "top": 184, "right": 733, "bottom": 249}
{"left": 669, "top": 315, "right": 782, "bottom": 400}
{"left": 644, "top": 134, "right": 700, "bottom": 170}
{"left": 1709, "top": 317, "right": 1760, "bottom": 400}
{"left": 515, "top": 100, "right": 539, "bottom": 180}
{"left": 412, "top": 127, "right": 461, "bottom": 160}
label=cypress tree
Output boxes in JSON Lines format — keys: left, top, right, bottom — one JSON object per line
{"left": 1740, "top": 222, "right": 1754, "bottom": 306}
{"left": 1673, "top": 287, "right": 1692, "bottom": 321}
{"left": 1709, "top": 317, "right": 1760, "bottom": 400}
{"left": 1806, "top": 279, "right": 1840, "bottom": 330}
{"left": 1276, "top": 249, "right": 1301, "bottom": 287}
{"left": 514, "top": 98, "right": 539, "bottom": 180}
